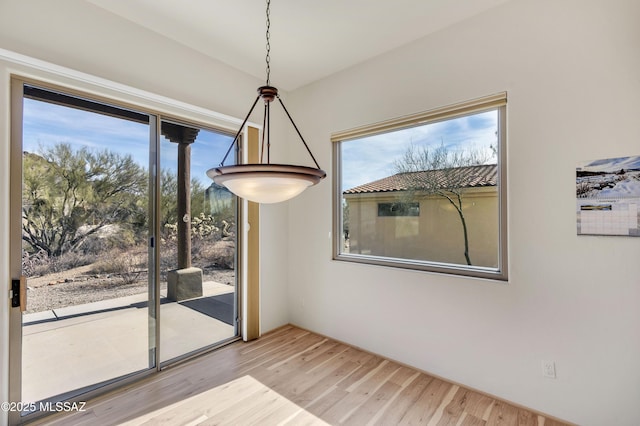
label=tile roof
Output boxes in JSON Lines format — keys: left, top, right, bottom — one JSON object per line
{"left": 344, "top": 164, "right": 497, "bottom": 194}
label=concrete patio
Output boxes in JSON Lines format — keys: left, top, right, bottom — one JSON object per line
{"left": 21, "top": 281, "right": 236, "bottom": 404}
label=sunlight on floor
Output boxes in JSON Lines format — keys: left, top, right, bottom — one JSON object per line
{"left": 120, "top": 375, "right": 330, "bottom": 425}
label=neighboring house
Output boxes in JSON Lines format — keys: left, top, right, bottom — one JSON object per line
{"left": 343, "top": 164, "right": 499, "bottom": 267}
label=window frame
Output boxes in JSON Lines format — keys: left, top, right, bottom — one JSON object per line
{"left": 332, "top": 93, "right": 508, "bottom": 281}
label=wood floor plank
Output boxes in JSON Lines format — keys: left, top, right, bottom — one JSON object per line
{"left": 267, "top": 338, "right": 329, "bottom": 371}
{"left": 209, "top": 388, "right": 291, "bottom": 425}
{"left": 280, "top": 408, "right": 330, "bottom": 426}
{"left": 515, "top": 409, "right": 538, "bottom": 426}
{"left": 235, "top": 332, "right": 321, "bottom": 374}
{"left": 254, "top": 395, "right": 316, "bottom": 425}
{"left": 436, "top": 387, "right": 496, "bottom": 425}
{"left": 285, "top": 348, "right": 375, "bottom": 403}
{"left": 259, "top": 333, "right": 327, "bottom": 370}
{"left": 459, "top": 413, "right": 487, "bottom": 426}
{"left": 342, "top": 380, "right": 401, "bottom": 425}
{"left": 373, "top": 373, "right": 435, "bottom": 425}
{"left": 136, "top": 376, "right": 264, "bottom": 425}
{"left": 486, "top": 401, "right": 519, "bottom": 425}
{"left": 252, "top": 346, "right": 364, "bottom": 402}
{"left": 92, "top": 378, "right": 197, "bottom": 424}
{"left": 304, "top": 386, "right": 348, "bottom": 416}
{"left": 238, "top": 326, "right": 301, "bottom": 355}
{"left": 31, "top": 326, "right": 572, "bottom": 426}
{"left": 437, "top": 387, "right": 473, "bottom": 425}
{"left": 397, "top": 378, "right": 454, "bottom": 425}
{"left": 335, "top": 353, "right": 385, "bottom": 390}
{"left": 544, "top": 418, "right": 573, "bottom": 426}
{"left": 389, "top": 366, "right": 422, "bottom": 387}
{"left": 428, "top": 383, "right": 458, "bottom": 425}
{"left": 364, "top": 370, "right": 421, "bottom": 425}
{"left": 248, "top": 341, "right": 347, "bottom": 390}
{"left": 299, "top": 341, "right": 348, "bottom": 367}
{"left": 319, "top": 360, "right": 401, "bottom": 423}
{"left": 461, "top": 390, "right": 495, "bottom": 420}
{"left": 304, "top": 344, "right": 353, "bottom": 374}
{"left": 292, "top": 358, "right": 370, "bottom": 407}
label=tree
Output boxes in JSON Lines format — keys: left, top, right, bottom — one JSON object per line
{"left": 160, "top": 168, "right": 179, "bottom": 227}
{"left": 393, "top": 143, "right": 494, "bottom": 266}
{"left": 342, "top": 199, "right": 350, "bottom": 241}
{"left": 22, "top": 143, "right": 147, "bottom": 257}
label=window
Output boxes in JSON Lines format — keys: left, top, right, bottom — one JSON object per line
{"left": 378, "top": 202, "right": 420, "bottom": 217}
{"left": 333, "top": 93, "right": 507, "bottom": 280}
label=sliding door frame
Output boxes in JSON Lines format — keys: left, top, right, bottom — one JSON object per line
{"left": 8, "top": 76, "right": 24, "bottom": 426}
{"left": 7, "top": 75, "right": 256, "bottom": 424}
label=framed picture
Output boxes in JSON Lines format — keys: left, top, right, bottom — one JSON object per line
{"left": 576, "top": 155, "right": 640, "bottom": 236}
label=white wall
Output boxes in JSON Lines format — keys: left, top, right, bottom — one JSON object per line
{"left": 286, "top": 0, "right": 640, "bottom": 424}
{"left": 0, "top": 1, "right": 291, "bottom": 423}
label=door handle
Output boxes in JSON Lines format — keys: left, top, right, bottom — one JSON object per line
{"left": 11, "top": 276, "right": 26, "bottom": 311}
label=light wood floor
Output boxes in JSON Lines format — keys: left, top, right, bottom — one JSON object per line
{"left": 31, "top": 325, "right": 570, "bottom": 426}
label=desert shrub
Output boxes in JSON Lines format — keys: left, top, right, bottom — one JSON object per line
{"left": 25, "top": 250, "right": 97, "bottom": 277}
{"left": 161, "top": 213, "right": 235, "bottom": 271}
{"left": 163, "top": 213, "right": 220, "bottom": 241}
{"left": 90, "top": 250, "right": 145, "bottom": 284}
{"left": 160, "top": 236, "right": 235, "bottom": 272}
{"left": 80, "top": 228, "right": 137, "bottom": 255}
{"left": 22, "top": 249, "right": 49, "bottom": 277}
{"left": 190, "top": 238, "right": 234, "bottom": 268}
{"left": 208, "top": 241, "right": 235, "bottom": 269}
{"left": 53, "top": 251, "right": 97, "bottom": 271}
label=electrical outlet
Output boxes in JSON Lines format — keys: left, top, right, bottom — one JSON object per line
{"left": 542, "top": 360, "right": 556, "bottom": 378}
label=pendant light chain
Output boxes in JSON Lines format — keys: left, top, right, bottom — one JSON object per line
{"left": 265, "top": 0, "right": 271, "bottom": 86}
{"left": 208, "top": 0, "right": 326, "bottom": 203}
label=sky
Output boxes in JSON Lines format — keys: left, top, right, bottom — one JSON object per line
{"left": 340, "top": 110, "right": 499, "bottom": 191}
{"left": 22, "top": 98, "right": 234, "bottom": 186}
{"left": 23, "top": 98, "right": 499, "bottom": 191}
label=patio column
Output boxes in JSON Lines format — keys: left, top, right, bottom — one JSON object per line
{"left": 177, "top": 140, "right": 191, "bottom": 269}
{"left": 162, "top": 122, "right": 203, "bottom": 301}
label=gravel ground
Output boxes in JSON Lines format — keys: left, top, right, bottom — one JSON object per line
{"left": 25, "top": 267, "right": 235, "bottom": 314}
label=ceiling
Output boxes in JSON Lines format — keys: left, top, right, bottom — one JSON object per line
{"left": 86, "top": 0, "right": 511, "bottom": 91}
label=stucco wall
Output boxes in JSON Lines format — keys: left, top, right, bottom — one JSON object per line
{"left": 346, "top": 189, "right": 499, "bottom": 267}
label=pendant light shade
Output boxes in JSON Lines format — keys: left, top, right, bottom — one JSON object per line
{"left": 207, "top": 164, "right": 326, "bottom": 204}
{"left": 207, "top": 2, "right": 325, "bottom": 204}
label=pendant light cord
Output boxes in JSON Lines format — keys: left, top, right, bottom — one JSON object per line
{"left": 265, "top": 0, "right": 271, "bottom": 86}
{"left": 261, "top": 0, "right": 272, "bottom": 164}
{"left": 217, "top": 0, "right": 323, "bottom": 172}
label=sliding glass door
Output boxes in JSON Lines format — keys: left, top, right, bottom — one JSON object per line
{"left": 15, "top": 84, "right": 155, "bottom": 406}
{"left": 158, "top": 119, "right": 238, "bottom": 364}
{"left": 9, "top": 79, "right": 239, "bottom": 423}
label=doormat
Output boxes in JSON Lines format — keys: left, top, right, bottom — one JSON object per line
{"left": 180, "top": 293, "right": 235, "bottom": 325}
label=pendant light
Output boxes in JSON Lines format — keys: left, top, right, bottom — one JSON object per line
{"left": 207, "top": 0, "right": 326, "bottom": 204}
